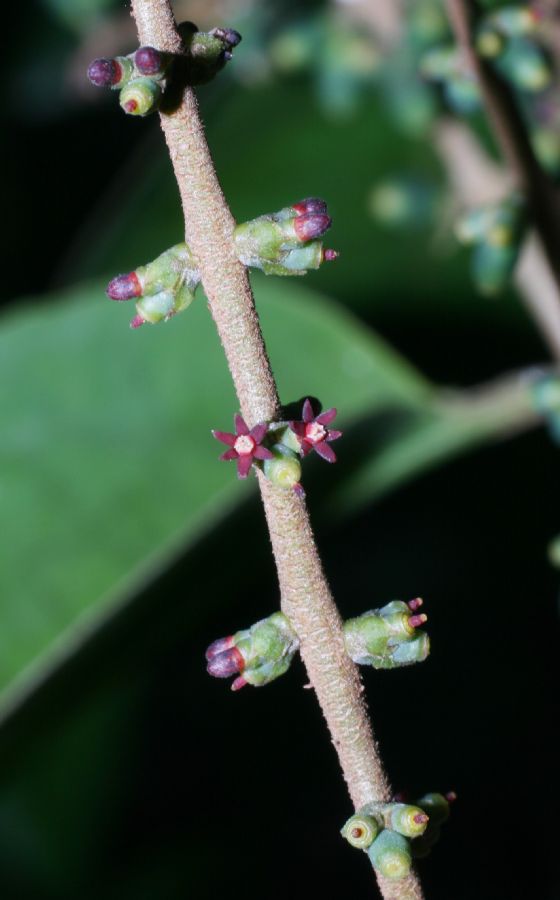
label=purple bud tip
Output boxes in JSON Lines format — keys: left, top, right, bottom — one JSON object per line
{"left": 222, "top": 50, "right": 233, "bottom": 61}
{"left": 207, "top": 646, "right": 245, "bottom": 679}
{"left": 135, "top": 46, "right": 164, "bottom": 75}
{"left": 414, "top": 813, "right": 429, "bottom": 824}
{"left": 205, "top": 635, "right": 234, "bottom": 661}
{"left": 211, "top": 27, "right": 242, "bottom": 47}
{"left": 106, "top": 271, "right": 142, "bottom": 301}
{"left": 446, "top": 791, "right": 458, "bottom": 803}
{"left": 322, "top": 249, "right": 339, "bottom": 262}
{"left": 294, "top": 214, "right": 332, "bottom": 242}
{"left": 231, "top": 675, "right": 248, "bottom": 691}
{"left": 409, "top": 613, "right": 428, "bottom": 629}
{"left": 292, "top": 198, "right": 328, "bottom": 216}
{"left": 130, "top": 314, "right": 146, "bottom": 329}
{"left": 123, "top": 99, "right": 138, "bottom": 114}
{"left": 87, "top": 57, "right": 120, "bottom": 87}
{"left": 408, "top": 597, "right": 424, "bottom": 611}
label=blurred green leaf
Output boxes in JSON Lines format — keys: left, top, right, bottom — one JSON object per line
{"left": 0, "top": 275, "right": 430, "bottom": 715}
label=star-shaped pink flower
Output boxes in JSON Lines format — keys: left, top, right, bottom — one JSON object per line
{"left": 212, "top": 414, "right": 274, "bottom": 478}
{"left": 289, "top": 398, "right": 342, "bottom": 463}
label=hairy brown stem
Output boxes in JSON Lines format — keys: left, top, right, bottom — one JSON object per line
{"left": 445, "top": 0, "right": 560, "bottom": 298}
{"left": 130, "top": 1, "right": 423, "bottom": 897}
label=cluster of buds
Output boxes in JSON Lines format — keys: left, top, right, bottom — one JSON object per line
{"left": 212, "top": 399, "right": 342, "bottom": 492}
{"left": 455, "top": 193, "right": 526, "bottom": 296}
{"left": 341, "top": 792, "right": 454, "bottom": 879}
{"left": 343, "top": 599, "right": 429, "bottom": 669}
{"left": 106, "top": 243, "right": 200, "bottom": 328}
{"left": 206, "top": 612, "right": 299, "bottom": 690}
{"left": 233, "top": 199, "right": 338, "bottom": 276}
{"left": 476, "top": 6, "right": 551, "bottom": 93}
{"left": 87, "top": 24, "right": 241, "bottom": 115}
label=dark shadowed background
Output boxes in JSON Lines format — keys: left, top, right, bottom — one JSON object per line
{"left": 1, "top": 1, "right": 559, "bottom": 898}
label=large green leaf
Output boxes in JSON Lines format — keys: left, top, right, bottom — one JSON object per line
{"left": 0, "top": 275, "right": 430, "bottom": 714}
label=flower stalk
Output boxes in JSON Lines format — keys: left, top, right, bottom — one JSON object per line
{"left": 130, "top": 1, "right": 424, "bottom": 896}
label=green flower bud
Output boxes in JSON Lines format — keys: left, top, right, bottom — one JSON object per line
{"left": 234, "top": 205, "right": 334, "bottom": 277}
{"left": 382, "top": 804, "right": 429, "bottom": 838}
{"left": 416, "top": 792, "right": 452, "bottom": 826}
{"left": 344, "top": 599, "right": 429, "bottom": 669}
{"left": 476, "top": 25, "right": 506, "bottom": 59}
{"left": 135, "top": 290, "right": 175, "bottom": 324}
{"left": 119, "top": 76, "right": 162, "bottom": 116}
{"left": 341, "top": 813, "right": 382, "bottom": 849}
{"left": 136, "top": 243, "right": 199, "bottom": 296}
{"left": 262, "top": 444, "right": 303, "bottom": 492}
{"left": 368, "top": 829, "right": 412, "bottom": 880}
{"left": 232, "top": 612, "right": 299, "bottom": 689}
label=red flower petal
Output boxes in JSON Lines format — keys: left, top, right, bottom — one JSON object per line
{"left": 234, "top": 414, "right": 249, "bottom": 435}
{"left": 326, "top": 429, "right": 342, "bottom": 442}
{"left": 316, "top": 407, "right": 337, "bottom": 426}
{"left": 237, "top": 454, "right": 253, "bottom": 478}
{"left": 289, "top": 421, "right": 306, "bottom": 437}
{"left": 253, "top": 446, "right": 274, "bottom": 460}
{"left": 302, "top": 398, "right": 315, "bottom": 423}
{"left": 313, "top": 441, "right": 337, "bottom": 463}
{"left": 212, "top": 429, "right": 236, "bottom": 446}
{"left": 220, "top": 448, "right": 238, "bottom": 461}
{"left": 250, "top": 422, "right": 268, "bottom": 443}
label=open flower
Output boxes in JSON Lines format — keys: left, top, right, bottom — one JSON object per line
{"left": 212, "top": 413, "right": 274, "bottom": 478}
{"left": 289, "top": 398, "right": 342, "bottom": 462}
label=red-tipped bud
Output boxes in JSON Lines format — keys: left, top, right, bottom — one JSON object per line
{"left": 292, "top": 197, "right": 328, "bottom": 216}
{"left": 205, "top": 635, "right": 235, "bottom": 661}
{"left": 322, "top": 249, "right": 338, "bottom": 262}
{"left": 130, "top": 314, "right": 146, "bottom": 329}
{"left": 124, "top": 99, "right": 138, "bottom": 113}
{"left": 414, "top": 813, "right": 429, "bottom": 824}
{"left": 231, "top": 675, "right": 248, "bottom": 691}
{"left": 106, "top": 271, "right": 142, "bottom": 301}
{"left": 446, "top": 791, "right": 457, "bottom": 803}
{"left": 207, "top": 646, "right": 245, "bottom": 679}
{"left": 135, "top": 46, "right": 164, "bottom": 75}
{"left": 211, "top": 27, "right": 242, "bottom": 47}
{"left": 409, "top": 613, "right": 428, "bottom": 628}
{"left": 408, "top": 597, "right": 424, "bottom": 611}
{"left": 87, "top": 57, "right": 121, "bottom": 87}
{"left": 294, "top": 213, "right": 332, "bottom": 242}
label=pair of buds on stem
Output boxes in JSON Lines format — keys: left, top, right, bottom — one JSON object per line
{"left": 105, "top": 199, "right": 337, "bottom": 328}
{"left": 341, "top": 791, "right": 455, "bottom": 880}
{"left": 87, "top": 23, "right": 242, "bottom": 116}
{"left": 205, "top": 599, "right": 429, "bottom": 691}
{"left": 455, "top": 193, "right": 526, "bottom": 296}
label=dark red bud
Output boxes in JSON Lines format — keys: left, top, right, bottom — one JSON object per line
{"left": 211, "top": 27, "right": 242, "bottom": 47}
{"left": 205, "top": 635, "right": 234, "bottom": 661}
{"left": 135, "top": 46, "right": 164, "bottom": 75}
{"left": 294, "top": 213, "right": 332, "bottom": 242}
{"left": 207, "top": 646, "right": 245, "bottom": 679}
{"left": 292, "top": 198, "right": 328, "bottom": 216}
{"left": 106, "top": 271, "right": 142, "bottom": 301}
{"left": 322, "top": 249, "right": 338, "bottom": 262}
{"left": 87, "top": 57, "right": 121, "bottom": 87}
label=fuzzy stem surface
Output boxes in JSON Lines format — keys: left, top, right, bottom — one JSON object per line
{"left": 130, "top": 1, "right": 424, "bottom": 897}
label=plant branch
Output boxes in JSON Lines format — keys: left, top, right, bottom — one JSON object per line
{"left": 445, "top": 0, "right": 560, "bottom": 301}
{"left": 130, "top": 1, "right": 423, "bottom": 896}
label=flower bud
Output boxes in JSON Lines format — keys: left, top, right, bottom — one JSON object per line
{"left": 119, "top": 77, "right": 162, "bottom": 116}
{"left": 106, "top": 271, "right": 143, "bottom": 301}
{"left": 205, "top": 612, "right": 299, "bottom": 689}
{"left": 341, "top": 813, "right": 382, "bottom": 849}
{"left": 293, "top": 214, "right": 332, "bottom": 242}
{"left": 476, "top": 25, "right": 506, "bottom": 59}
{"left": 262, "top": 444, "right": 303, "bottom": 493}
{"left": 415, "top": 792, "right": 452, "bottom": 825}
{"left": 88, "top": 56, "right": 133, "bottom": 89}
{"left": 292, "top": 198, "right": 328, "bottom": 216}
{"left": 234, "top": 207, "right": 335, "bottom": 276}
{"left": 368, "top": 829, "right": 412, "bottom": 880}
{"left": 134, "top": 46, "right": 171, "bottom": 77}
{"left": 344, "top": 600, "right": 429, "bottom": 669}
{"left": 498, "top": 37, "right": 552, "bottom": 92}
{"left": 382, "top": 804, "right": 429, "bottom": 838}
{"left": 210, "top": 27, "right": 242, "bottom": 48}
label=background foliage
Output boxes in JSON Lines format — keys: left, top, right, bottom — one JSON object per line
{"left": 1, "top": 1, "right": 558, "bottom": 897}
